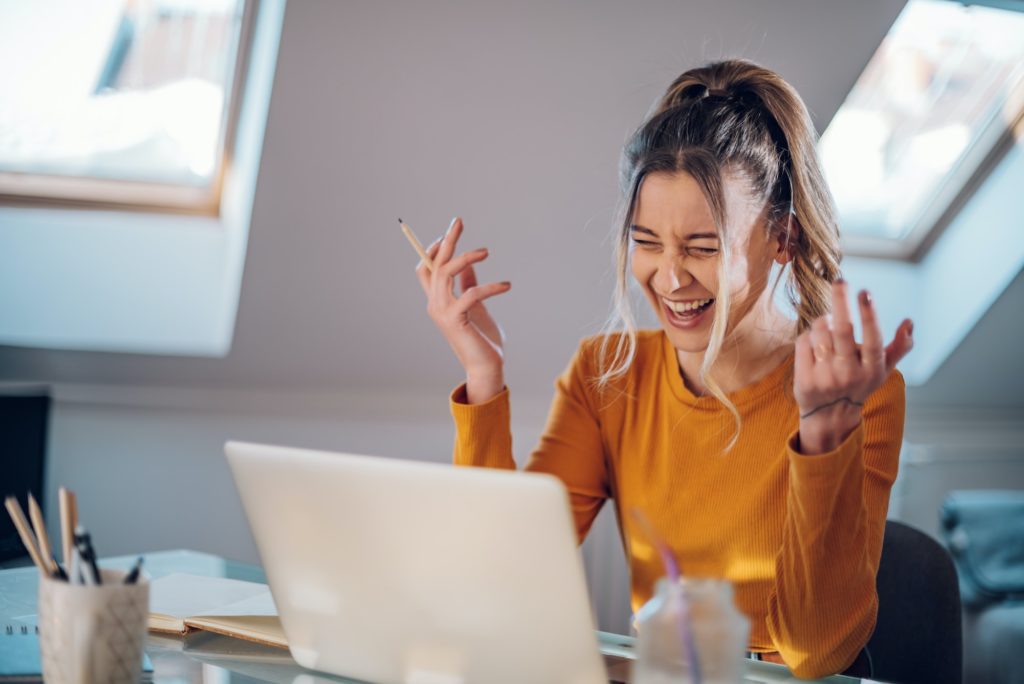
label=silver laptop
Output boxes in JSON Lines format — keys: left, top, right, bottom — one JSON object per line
{"left": 224, "top": 440, "right": 609, "bottom": 684}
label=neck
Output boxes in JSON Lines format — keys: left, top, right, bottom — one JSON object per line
{"left": 676, "top": 304, "right": 795, "bottom": 396}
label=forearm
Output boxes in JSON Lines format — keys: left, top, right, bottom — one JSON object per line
{"left": 774, "top": 358, "right": 905, "bottom": 677}
{"left": 767, "top": 426, "right": 880, "bottom": 678}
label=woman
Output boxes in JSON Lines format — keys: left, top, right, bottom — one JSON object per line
{"left": 414, "top": 59, "right": 913, "bottom": 679}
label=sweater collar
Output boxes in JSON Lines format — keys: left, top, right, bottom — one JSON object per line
{"left": 659, "top": 330, "right": 795, "bottom": 408}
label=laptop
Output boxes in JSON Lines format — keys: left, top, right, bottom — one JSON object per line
{"left": 224, "top": 440, "right": 610, "bottom": 684}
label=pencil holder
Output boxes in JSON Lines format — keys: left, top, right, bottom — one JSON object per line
{"left": 37, "top": 568, "right": 149, "bottom": 684}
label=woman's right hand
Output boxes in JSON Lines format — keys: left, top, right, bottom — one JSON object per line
{"left": 415, "top": 217, "right": 511, "bottom": 403}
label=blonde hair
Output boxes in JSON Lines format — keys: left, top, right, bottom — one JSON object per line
{"left": 596, "top": 59, "right": 841, "bottom": 448}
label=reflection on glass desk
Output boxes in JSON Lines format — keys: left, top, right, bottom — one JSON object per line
{"left": 0, "top": 550, "right": 878, "bottom": 684}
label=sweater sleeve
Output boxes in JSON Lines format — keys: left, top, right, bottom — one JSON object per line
{"left": 766, "top": 369, "right": 906, "bottom": 679}
{"left": 450, "top": 339, "right": 611, "bottom": 542}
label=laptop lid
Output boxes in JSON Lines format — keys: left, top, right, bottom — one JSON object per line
{"left": 224, "top": 440, "right": 608, "bottom": 684}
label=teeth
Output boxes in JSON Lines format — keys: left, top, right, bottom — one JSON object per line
{"left": 665, "top": 298, "right": 712, "bottom": 314}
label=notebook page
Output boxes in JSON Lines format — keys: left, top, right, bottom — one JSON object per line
{"left": 194, "top": 589, "right": 277, "bottom": 617}
{"left": 149, "top": 573, "right": 272, "bottom": 619}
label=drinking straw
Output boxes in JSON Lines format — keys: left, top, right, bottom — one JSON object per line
{"left": 630, "top": 507, "right": 702, "bottom": 684}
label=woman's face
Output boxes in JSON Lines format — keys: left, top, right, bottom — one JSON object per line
{"left": 629, "top": 170, "right": 784, "bottom": 354}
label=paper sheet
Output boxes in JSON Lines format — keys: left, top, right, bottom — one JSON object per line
{"left": 149, "top": 573, "right": 277, "bottom": 619}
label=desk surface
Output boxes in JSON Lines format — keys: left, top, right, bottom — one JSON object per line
{"left": 0, "top": 550, "right": 876, "bottom": 684}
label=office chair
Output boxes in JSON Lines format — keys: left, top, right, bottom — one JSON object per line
{"left": 843, "top": 519, "right": 963, "bottom": 684}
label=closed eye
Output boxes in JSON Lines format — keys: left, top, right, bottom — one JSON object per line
{"left": 632, "top": 239, "right": 717, "bottom": 256}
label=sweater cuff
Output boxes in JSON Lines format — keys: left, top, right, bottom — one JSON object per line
{"left": 449, "top": 383, "right": 512, "bottom": 468}
{"left": 786, "top": 423, "right": 864, "bottom": 486}
{"left": 449, "top": 382, "right": 510, "bottom": 408}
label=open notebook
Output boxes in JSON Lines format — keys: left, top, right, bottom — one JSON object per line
{"left": 148, "top": 573, "right": 287, "bottom": 649}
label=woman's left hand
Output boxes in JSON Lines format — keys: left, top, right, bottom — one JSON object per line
{"left": 793, "top": 280, "right": 914, "bottom": 455}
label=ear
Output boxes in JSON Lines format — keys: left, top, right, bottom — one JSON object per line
{"left": 772, "top": 213, "right": 801, "bottom": 265}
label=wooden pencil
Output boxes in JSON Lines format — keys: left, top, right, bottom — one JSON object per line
{"left": 59, "top": 487, "right": 76, "bottom": 567}
{"left": 4, "top": 497, "right": 47, "bottom": 572}
{"left": 399, "top": 219, "right": 435, "bottom": 272}
{"left": 27, "top": 493, "right": 58, "bottom": 574}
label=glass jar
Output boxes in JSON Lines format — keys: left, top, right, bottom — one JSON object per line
{"left": 633, "top": 577, "right": 751, "bottom": 684}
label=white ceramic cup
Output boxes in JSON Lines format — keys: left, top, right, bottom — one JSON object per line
{"left": 37, "top": 567, "right": 149, "bottom": 684}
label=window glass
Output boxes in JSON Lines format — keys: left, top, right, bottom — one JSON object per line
{"left": 819, "top": 0, "right": 1024, "bottom": 242}
{"left": 0, "top": 0, "right": 245, "bottom": 201}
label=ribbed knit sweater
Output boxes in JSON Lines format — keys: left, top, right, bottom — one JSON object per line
{"left": 450, "top": 330, "right": 905, "bottom": 679}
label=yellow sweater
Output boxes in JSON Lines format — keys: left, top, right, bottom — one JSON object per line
{"left": 450, "top": 330, "right": 905, "bottom": 679}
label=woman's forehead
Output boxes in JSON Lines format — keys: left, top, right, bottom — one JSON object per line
{"left": 634, "top": 170, "right": 766, "bottom": 238}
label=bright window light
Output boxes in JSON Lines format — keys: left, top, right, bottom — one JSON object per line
{"left": 0, "top": 0, "right": 246, "bottom": 211}
{"left": 819, "top": 0, "right": 1024, "bottom": 255}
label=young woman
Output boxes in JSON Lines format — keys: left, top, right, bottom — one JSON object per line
{"left": 414, "top": 59, "right": 913, "bottom": 679}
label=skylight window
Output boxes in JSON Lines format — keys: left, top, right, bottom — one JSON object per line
{"left": 819, "top": 0, "right": 1024, "bottom": 259}
{"left": 0, "top": 0, "right": 248, "bottom": 213}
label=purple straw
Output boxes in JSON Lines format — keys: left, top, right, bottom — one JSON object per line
{"left": 631, "top": 508, "right": 702, "bottom": 684}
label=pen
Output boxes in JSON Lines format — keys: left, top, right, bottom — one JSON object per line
{"left": 124, "top": 556, "right": 144, "bottom": 584}
{"left": 50, "top": 556, "right": 68, "bottom": 582}
{"left": 74, "top": 526, "right": 102, "bottom": 586}
{"left": 70, "top": 545, "right": 84, "bottom": 585}
{"left": 399, "top": 219, "right": 435, "bottom": 272}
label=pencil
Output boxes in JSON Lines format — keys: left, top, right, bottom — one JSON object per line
{"left": 59, "top": 487, "right": 76, "bottom": 567}
{"left": 399, "top": 219, "right": 435, "bottom": 273}
{"left": 3, "top": 497, "right": 47, "bottom": 573}
{"left": 27, "top": 493, "right": 58, "bottom": 575}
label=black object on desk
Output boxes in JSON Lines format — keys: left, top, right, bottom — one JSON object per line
{"left": 0, "top": 392, "right": 50, "bottom": 565}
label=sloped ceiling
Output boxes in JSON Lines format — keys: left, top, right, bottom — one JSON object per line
{"left": 908, "top": 265, "right": 1024, "bottom": 410}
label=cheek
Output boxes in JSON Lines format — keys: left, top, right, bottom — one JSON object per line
{"left": 629, "top": 250, "right": 651, "bottom": 288}
{"left": 719, "top": 256, "right": 749, "bottom": 296}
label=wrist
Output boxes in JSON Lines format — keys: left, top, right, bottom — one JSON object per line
{"left": 797, "top": 402, "right": 862, "bottom": 455}
{"left": 466, "top": 370, "right": 505, "bottom": 405}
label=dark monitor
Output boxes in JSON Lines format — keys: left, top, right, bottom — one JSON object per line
{"left": 0, "top": 392, "right": 50, "bottom": 563}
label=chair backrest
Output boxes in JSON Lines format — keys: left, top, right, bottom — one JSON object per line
{"left": 865, "top": 519, "right": 963, "bottom": 684}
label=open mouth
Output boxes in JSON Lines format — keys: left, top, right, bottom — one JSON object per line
{"left": 662, "top": 297, "right": 715, "bottom": 327}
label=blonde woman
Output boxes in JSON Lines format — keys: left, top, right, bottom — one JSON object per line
{"left": 414, "top": 59, "right": 914, "bottom": 679}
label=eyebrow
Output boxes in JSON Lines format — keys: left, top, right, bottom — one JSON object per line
{"left": 629, "top": 224, "right": 718, "bottom": 240}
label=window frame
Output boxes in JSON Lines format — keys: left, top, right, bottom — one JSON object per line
{"left": 0, "top": 0, "right": 258, "bottom": 217}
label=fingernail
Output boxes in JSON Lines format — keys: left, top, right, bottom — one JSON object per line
{"left": 835, "top": 278, "right": 846, "bottom": 285}
{"left": 859, "top": 290, "right": 872, "bottom": 306}
{"left": 446, "top": 217, "right": 457, "bottom": 236}
{"left": 907, "top": 320, "right": 914, "bottom": 336}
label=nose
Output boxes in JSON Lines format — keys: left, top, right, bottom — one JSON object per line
{"left": 654, "top": 253, "right": 692, "bottom": 294}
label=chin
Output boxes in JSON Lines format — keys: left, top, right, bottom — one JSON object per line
{"left": 658, "top": 318, "right": 713, "bottom": 354}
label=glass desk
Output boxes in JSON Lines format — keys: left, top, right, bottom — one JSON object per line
{"left": 0, "top": 550, "right": 877, "bottom": 684}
